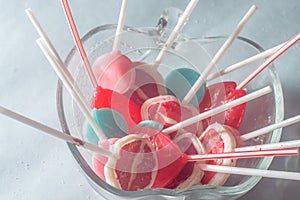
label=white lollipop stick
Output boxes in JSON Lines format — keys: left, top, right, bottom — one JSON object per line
{"left": 199, "top": 164, "right": 300, "bottom": 181}
{"left": 60, "top": 0, "right": 98, "bottom": 88}
{"left": 25, "top": 8, "right": 88, "bottom": 106}
{"left": 25, "top": 8, "right": 62, "bottom": 67}
{"left": 113, "top": 0, "right": 129, "bottom": 51}
{"left": 236, "top": 32, "right": 300, "bottom": 89}
{"left": 182, "top": 5, "right": 257, "bottom": 105}
{"left": 154, "top": 0, "right": 199, "bottom": 68}
{"left": 0, "top": 105, "right": 113, "bottom": 157}
{"left": 240, "top": 115, "right": 300, "bottom": 141}
{"left": 37, "top": 38, "right": 107, "bottom": 141}
{"left": 187, "top": 148, "right": 298, "bottom": 161}
{"left": 162, "top": 86, "right": 272, "bottom": 134}
{"left": 235, "top": 140, "right": 300, "bottom": 152}
{"left": 206, "top": 42, "right": 286, "bottom": 81}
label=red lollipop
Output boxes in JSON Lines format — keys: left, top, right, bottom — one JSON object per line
{"left": 93, "top": 135, "right": 158, "bottom": 191}
{"left": 199, "top": 81, "right": 246, "bottom": 129}
{"left": 141, "top": 95, "right": 203, "bottom": 138}
{"left": 92, "top": 86, "right": 141, "bottom": 130}
{"left": 131, "top": 126, "right": 187, "bottom": 188}
{"left": 141, "top": 95, "right": 181, "bottom": 128}
{"left": 199, "top": 123, "right": 237, "bottom": 186}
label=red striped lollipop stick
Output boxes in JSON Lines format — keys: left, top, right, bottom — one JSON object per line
{"left": 236, "top": 32, "right": 300, "bottom": 90}
{"left": 206, "top": 42, "right": 286, "bottom": 81}
{"left": 61, "top": 0, "right": 98, "bottom": 88}
{"left": 186, "top": 148, "right": 298, "bottom": 161}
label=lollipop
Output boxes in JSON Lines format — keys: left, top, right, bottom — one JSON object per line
{"left": 199, "top": 123, "right": 237, "bottom": 186}
{"left": 93, "top": 134, "right": 158, "bottom": 191}
{"left": 141, "top": 95, "right": 181, "bottom": 127}
{"left": 84, "top": 108, "right": 128, "bottom": 145}
{"left": 199, "top": 81, "right": 246, "bottom": 129}
{"left": 92, "top": 50, "right": 136, "bottom": 94}
{"left": 141, "top": 95, "right": 203, "bottom": 137}
{"left": 131, "top": 126, "right": 187, "bottom": 188}
{"left": 165, "top": 68, "right": 206, "bottom": 106}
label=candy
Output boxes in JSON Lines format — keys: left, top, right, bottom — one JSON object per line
{"left": 199, "top": 81, "right": 246, "bottom": 129}
{"left": 85, "top": 108, "right": 128, "bottom": 144}
{"left": 92, "top": 50, "right": 136, "bottom": 94}
{"left": 165, "top": 68, "right": 206, "bottom": 106}
{"left": 141, "top": 95, "right": 181, "bottom": 127}
{"left": 131, "top": 126, "right": 187, "bottom": 188}
{"left": 199, "top": 123, "right": 237, "bottom": 186}
{"left": 93, "top": 135, "right": 158, "bottom": 191}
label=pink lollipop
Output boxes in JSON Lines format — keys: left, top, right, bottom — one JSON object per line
{"left": 92, "top": 50, "right": 136, "bottom": 94}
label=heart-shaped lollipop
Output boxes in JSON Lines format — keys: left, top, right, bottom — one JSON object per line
{"left": 199, "top": 81, "right": 246, "bottom": 129}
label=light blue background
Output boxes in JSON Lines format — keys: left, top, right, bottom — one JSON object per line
{"left": 0, "top": 0, "right": 299, "bottom": 199}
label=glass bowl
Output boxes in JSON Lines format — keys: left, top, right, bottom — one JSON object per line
{"left": 56, "top": 24, "right": 283, "bottom": 199}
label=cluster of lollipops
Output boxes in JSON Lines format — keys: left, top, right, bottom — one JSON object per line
{"left": 1, "top": 0, "right": 300, "bottom": 192}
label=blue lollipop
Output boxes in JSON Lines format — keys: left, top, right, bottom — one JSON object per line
{"left": 165, "top": 68, "right": 206, "bottom": 106}
{"left": 85, "top": 108, "right": 128, "bottom": 145}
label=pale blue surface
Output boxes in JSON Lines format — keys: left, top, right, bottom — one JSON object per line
{"left": 0, "top": 1, "right": 299, "bottom": 200}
